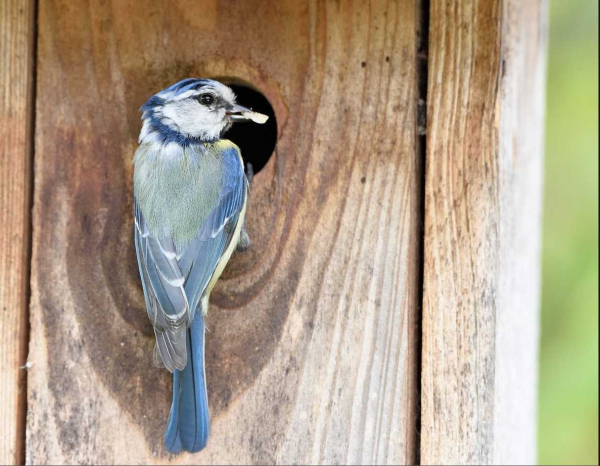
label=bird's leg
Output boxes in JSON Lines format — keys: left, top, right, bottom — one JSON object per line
{"left": 237, "top": 162, "right": 254, "bottom": 253}
{"left": 245, "top": 161, "right": 254, "bottom": 186}
{"left": 237, "top": 226, "right": 250, "bottom": 252}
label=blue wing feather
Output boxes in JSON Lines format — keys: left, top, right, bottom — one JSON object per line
{"left": 178, "top": 147, "right": 247, "bottom": 322}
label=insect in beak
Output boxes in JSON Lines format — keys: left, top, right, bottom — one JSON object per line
{"left": 226, "top": 104, "right": 269, "bottom": 124}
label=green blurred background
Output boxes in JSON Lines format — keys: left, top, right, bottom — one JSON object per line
{"left": 539, "top": 1, "right": 598, "bottom": 464}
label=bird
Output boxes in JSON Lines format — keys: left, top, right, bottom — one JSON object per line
{"left": 132, "top": 78, "right": 268, "bottom": 454}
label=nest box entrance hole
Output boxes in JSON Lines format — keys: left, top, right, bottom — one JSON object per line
{"left": 217, "top": 79, "right": 277, "bottom": 176}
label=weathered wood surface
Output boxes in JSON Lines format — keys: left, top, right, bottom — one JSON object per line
{"left": 420, "top": 0, "right": 547, "bottom": 464}
{"left": 0, "top": 1, "right": 34, "bottom": 464}
{"left": 27, "top": 0, "right": 421, "bottom": 464}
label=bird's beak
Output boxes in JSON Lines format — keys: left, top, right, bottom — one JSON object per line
{"left": 226, "top": 104, "right": 269, "bottom": 124}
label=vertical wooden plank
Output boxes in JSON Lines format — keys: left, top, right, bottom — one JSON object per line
{"left": 27, "top": 0, "right": 421, "bottom": 463}
{"left": 493, "top": 1, "right": 547, "bottom": 462}
{"left": 0, "top": 1, "right": 34, "bottom": 464}
{"left": 422, "top": 1, "right": 503, "bottom": 461}
{"left": 421, "top": 0, "right": 547, "bottom": 464}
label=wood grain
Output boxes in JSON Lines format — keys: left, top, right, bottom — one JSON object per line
{"left": 27, "top": 0, "right": 421, "bottom": 463}
{"left": 420, "top": 0, "right": 547, "bottom": 463}
{"left": 0, "top": 1, "right": 34, "bottom": 464}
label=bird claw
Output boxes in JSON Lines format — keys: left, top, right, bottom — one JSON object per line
{"left": 236, "top": 229, "right": 250, "bottom": 252}
{"left": 245, "top": 162, "right": 254, "bottom": 186}
{"left": 237, "top": 162, "right": 253, "bottom": 253}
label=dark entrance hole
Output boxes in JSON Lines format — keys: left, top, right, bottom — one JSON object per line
{"left": 222, "top": 83, "right": 277, "bottom": 176}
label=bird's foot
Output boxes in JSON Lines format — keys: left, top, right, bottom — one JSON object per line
{"left": 237, "top": 162, "right": 253, "bottom": 253}
{"left": 236, "top": 228, "right": 250, "bottom": 252}
{"left": 245, "top": 162, "right": 254, "bottom": 186}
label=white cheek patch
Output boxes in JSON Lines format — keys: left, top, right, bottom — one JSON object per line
{"left": 161, "top": 101, "right": 227, "bottom": 140}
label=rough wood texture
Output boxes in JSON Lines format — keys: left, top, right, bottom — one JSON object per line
{"left": 27, "top": 0, "right": 421, "bottom": 463}
{"left": 0, "top": 1, "right": 34, "bottom": 464}
{"left": 420, "top": 0, "right": 547, "bottom": 464}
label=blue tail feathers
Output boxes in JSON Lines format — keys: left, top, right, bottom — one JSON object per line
{"left": 164, "top": 313, "right": 210, "bottom": 453}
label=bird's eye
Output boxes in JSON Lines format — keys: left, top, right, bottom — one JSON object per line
{"left": 198, "top": 94, "right": 215, "bottom": 106}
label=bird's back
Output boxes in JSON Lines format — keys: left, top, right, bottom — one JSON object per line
{"left": 133, "top": 140, "right": 242, "bottom": 251}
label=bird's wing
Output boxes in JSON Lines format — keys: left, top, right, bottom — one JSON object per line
{"left": 135, "top": 201, "right": 190, "bottom": 371}
{"left": 135, "top": 146, "right": 246, "bottom": 372}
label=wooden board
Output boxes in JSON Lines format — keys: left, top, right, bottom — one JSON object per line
{"left": 420, "top": 0, "right": 547, "bottom": 463}
{"left": 27, "top": 0, "right": 421, "bottom": 463}
{"left": 0, "top": 1, "right": 34, "bottom": 464}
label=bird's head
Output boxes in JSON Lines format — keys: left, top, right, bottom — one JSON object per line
{"left": 139, "top": 78, "right": 267, "bottom": 145}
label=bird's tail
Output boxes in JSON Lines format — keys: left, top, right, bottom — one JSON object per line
{"left": 164, "top": 312, "right": 209, "bottom": 453}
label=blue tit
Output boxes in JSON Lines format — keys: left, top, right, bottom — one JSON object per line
{"left": 133, "top": 78, "right": 268, "bottom": 454}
